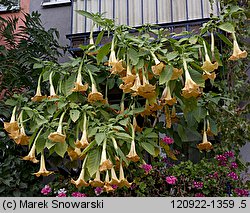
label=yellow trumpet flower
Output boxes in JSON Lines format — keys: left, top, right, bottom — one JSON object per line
{"left": 71, "top": 157, "right": 89, "bottom": 188}
{"left": 181, "top": 59, "right": 201, "bottom": 99}
{"left": 48, "top": 112, "right": 66, "bottom": 143}
{"left": 126, "top": 123, "right": 140, "bottom": 162}
{"left": 31, "top": 75, "right": 46, "bottom": 102}
{"left": 23, "top": 141, "right": 39, "bottom": 163}
{"left": 103, "top": 171, "right": 115, "bottom": 193}
{"left": 75, "top": 113, "right": 89, "bottom": 149}
{"left": 47, "top": 72, "right": 59, "bottom": 99}
{"left": 229, "top": 33, "right": 247, "bottom": 60}
{"left": 89, "top": 170, "right": 104, "bottom": 187}
{"left": 171, "top": 68, "right": 183, "bottom": 80}
{"left": 160, "top": 83, "right": 177, "bottom": 106}
{"left": 72, "top": 60, "right": 89, "bottom": 92}
{"left": 201, "top": 40, "right": 218, "bottom": 72}
{"left": 34, "top": 152, "right": 54, "bottom": 177}
{"left": 99, "top": 139, "right": 113, "bottom": 172}
{"left": 4, "top": 106, "right": 19, "bottom": 133}
{"left": 197, "top": 131, "right": 213, "bottom": 151}
{"left": 151, "top": 51, "right": 165, "bottom": 75}
{"left": 118, "top": 161, "right": 132, "bottom": 188}
{"left": 109, "top": 167, "right": 120, "bottom": 186}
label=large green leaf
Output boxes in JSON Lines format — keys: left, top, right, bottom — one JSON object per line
{"left": 141, "top": 142, "right": 156, "bottom": 156}
{"left": 96, "top": 42, "right": 111, "bottom": 65}
{"left": 63, "top": 74, "right": 75, "bottom": 96}
{"left": 192, "top": 107, "right": 207, "bottom": 123}
{"left": 70, "top": 109, "right": 80, "bottom": 123}
{"left": 86, "top": 148, "right": 101, "bottom": 177}
{"left": 165, "top": 51, "right": 178, "bottom": 61}
{"left": 127, "top": 48, "right": 139, "bottom": 65}
{"left": 159, "top": 65, "right": 173, "bottom": 85}
{"left": 218, "top": 22, "right": 235, "bottom": 33}
{"left": 95, "top": 132, "right": 106, "bottom": 145}
{"left": 54, "top": 142, "right": 68, "bottom": 158}
{"left": 95, "top": 31, "right": 104, "bottom": 46}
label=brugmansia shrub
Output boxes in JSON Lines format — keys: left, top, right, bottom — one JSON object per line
{"left": 3, "top": 3, "right": 249, "bottom": 195}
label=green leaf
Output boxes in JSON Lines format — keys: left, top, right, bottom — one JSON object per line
{"left": 95, "top": 132, "right": 106, "bottom": 145}
{"left": 117, "top": 147, "right": 129, "bottom": 166}
{"left": 192, "top": 107, "right": 207, "bottom": 123}
{"left": 128, "top": 48, "right": 139, "bottom": 65}
{"left": 141, "top": 142, "right": 156, "bottom": 156}
{"left": 33, "top": 63, "right": 43, "bottom": 69}
{"left": 35, "top": 138, "right": 46, "bottom": 154}
{"left": 208, "top": 118, "right": 218, "bottom": 135}
{"left": 218, "top": 22, "right": 235, "bottom": 33}
{"left": 159, "top": 65, "right": 173, "bottom": 85}
{"left": 95, "top": 31, "right": 104, "bottom": 46}
{"left": 70, "top": 109, "right": 80, "bottom": 123}
{"left": 63, "top": 74, "right": 75, "bottom": 96}
{"left": 96, "top": 42, "right": 111, "bottom": 65}
{"left": 217, "top": 33, "right": 233, "bottom": 47}
{"left": 82, "top": 140, "right": 97, "bottom": 155}
{"left": 54, "top": 142, "right": 68, "bottom": 158}
{"left": 165, "top": 51, "right": 178, "bottom": 61}
{"left": 115, "top": 132, "right": 132, "bottom": 140}
{"left": 86, "top": 148, "right": 101, "bottom": 177}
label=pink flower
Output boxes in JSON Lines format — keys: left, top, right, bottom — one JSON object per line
{"left": 166, "top": 176, "right": 177, "bottom": 184}
{"left": 234, "top": 188, "right": 249, "bottom": 197}
{"left": 57, "top": 192, "right": 67, "bottom": 197}
{"left": 56, "top": 188, "right": 67, "bottom": 197}
{"left": 193, "top": 181, "right": 203, "bottom": 189}
{"left": 230, "top": 162, "right": 238, "bottom": 169}
{"left": 163, "top": 136, "right": 174, "bottom": 145}
{"left": 227, "top": 172, "right": 239, "bottom": 180}
{"left": 195, "top": 193, "right": 205, "bottom": 197}
{"left": 95, "top": 187, "right": 103, "bottom": 196}
{"left": 71, "top": 192, "right": 87, "bottom": 197}
{"left": 141, "top": 164, "right": 153, "bottom": 174}
{"left": 41, "top": 185, "right": 51, "bottom": 195}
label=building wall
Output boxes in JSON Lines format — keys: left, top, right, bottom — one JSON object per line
{"left": 0, "top": 0, "right": 30, "bottom": 46}
{"left": 29, "top": 0, "right": 72, "bottom": 62}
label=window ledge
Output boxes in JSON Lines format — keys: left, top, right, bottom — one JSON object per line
{"left": 41, "top": 1, "right": 71, "bottom": 7}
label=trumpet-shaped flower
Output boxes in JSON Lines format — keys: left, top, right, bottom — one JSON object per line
{"left": 160, "top": 83, "right": 177, "bottom": 106}
{"left": 99, "top": 139, "right": 113, "bottom": 172}
{"left": 151, "top": 51, "right": 165, "bottom": 75}
{"left": 171, "top": 68, "right": 183, "bottom": 80}
{"left": 109, "top": 167, "right": 120, "bottom": 185}
{"left": 34, "top": 153, "right": 54, "bottom": 177}
{"left": 67, "top": 147, "right": 82, "bottom": 161}
{"left": 48, "top": 112, "right": 66, "bottom": 143}
{"left": 108, "top": 41, "right": 125, "bottom": 75}
{"left": 4, "top": 106, "right": 19, "bottom": 133}
{"left": 75, "top": 113, "right": 89, "bottom": 149}
{"left": 87, "top": 83, "right": 106, "bottom": 104}
{"left": 137, "top": 68, "right": 156, "bottom": 99}
{"left": 197, "top": 131, "right": 213, "bottom": 151}
{"left": 119, "top": 65, "right": 136, "bottom": 93}
{"left": 130, "top": 71, "right": 142, "bottom": 95}
{"left": 31, "top": 75, "right": 46, "bottom": 102}
{"left": 126, "top": 124, "right": 140, "bottom": 162}
{"left": 103, "top": 171, "right": 115, "bottom": 193}
{"left": 181, "top": 59, "right": 201, "bottom": 99}
{"left": 89, "top": 170, "right": 104, "bottom": 187}
{"left": 72, "top": 60, "right": 89, "bottom": 92}
{"left": 201, "top": 41, "right": 218, "bottom": 72}
{"left": 48, "top": 72, "right": 59, "bottom": 99}
{"left": 229, "top": 33, "right": 247, "bottom": 60}
{"left": 118, "top": 161, "right": 132, "bottom": 188}
{"left": 23, "top": 141, "right": 39, "bottom": 163}
{"left": 71, "top": 157, "right": 89, "bottom": 188}
{"left": 202, "top": 71, "right": 216, "bottom": 81}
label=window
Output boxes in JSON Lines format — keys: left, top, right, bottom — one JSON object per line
{"left": 41, "top": 0, "right": 71, "bottom": 7}
{"left": 0, "top": 0, "right": 20, "bottom": 12}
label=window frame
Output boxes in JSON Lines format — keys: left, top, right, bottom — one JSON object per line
{"left": 41, "top": 0, "right": 72, "bottom": 7}
{"left": 0, "top": 0, "right": 20, "bottom": 12}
